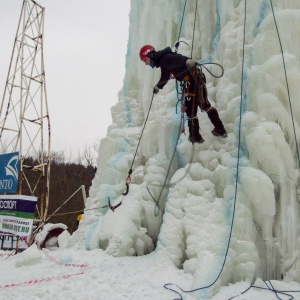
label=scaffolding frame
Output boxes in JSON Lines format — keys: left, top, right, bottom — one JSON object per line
{"left": 0, "top": 0, "right": 51, "bottom": 222}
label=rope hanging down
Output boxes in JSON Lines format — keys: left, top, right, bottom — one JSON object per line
{"left": 175, "top": 0, "right": 198, "bottom": 60}
{"left": 107, "top": 93, "right": 156, "bottom": 211}
{"left": 269, "top": 0, "right": 300, "bottom": 167}
{"left": 146, "top": 93, "right": 187, "bottom": 217}
{"left": 228, "top": 279, "right": 300, "bottom": 300}
{"left": 174, "top": 0, "right": 188, "bottom": 52}
{"left": 164, "top": 0, "right": 247, "bottom": 298}
{"left": 124, "top": 93, "right": 156, "bottom": 188}
{"left": 190, "top": 0, "right": 198, "bottom": 58}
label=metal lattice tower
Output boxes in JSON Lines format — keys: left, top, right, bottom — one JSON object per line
{"left": 0, "top": 0, "right": 51, "bottom": 222}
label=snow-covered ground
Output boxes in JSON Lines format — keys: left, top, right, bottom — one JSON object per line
{"left": 1, "top": 0, "right": 300, "bottom": 299}
{"left": 0, "top": 245, "right": 299, "bottom": 299}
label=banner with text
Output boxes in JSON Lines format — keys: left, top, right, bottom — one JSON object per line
{"left": 0, "top": 152, "right": 19, "bottom": 193}
{"left": 0, "top": 195, "right": 37, "bottom": 249}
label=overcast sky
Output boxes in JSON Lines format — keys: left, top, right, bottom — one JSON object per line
{"left": 0, "top": 0, "right": 130, "bottom": 156}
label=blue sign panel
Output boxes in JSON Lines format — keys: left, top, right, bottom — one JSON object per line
{"left": 0, "top": 152, "right": 19, "bottom": 193}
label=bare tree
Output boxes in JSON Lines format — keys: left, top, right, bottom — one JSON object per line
{"left": 51, "top": 150, "right": 66, "bottom": 164}
{"left": 77, "top": 139, "right": 100, "bottom": 167}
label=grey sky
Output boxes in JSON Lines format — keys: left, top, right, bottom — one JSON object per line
{"left": 0, "top": 0, "right": 130, "bottom": 156}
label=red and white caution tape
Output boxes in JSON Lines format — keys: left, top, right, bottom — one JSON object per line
{"left": 44, "top": 250, "right": 87, "bottom": 268}
{"left": 0, "top": 253, "right": 14, "bottom": 257}
{"left": 0, "top": 250, "right": 88, "bottom": 289}
{"left": 0, "top": 272, "right": 84, "bottom": 289}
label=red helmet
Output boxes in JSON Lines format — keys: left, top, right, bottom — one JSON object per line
{"left": 139, "top": 45, "right": 155, "bottom": 60}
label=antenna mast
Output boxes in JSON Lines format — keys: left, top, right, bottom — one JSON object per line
{"left": 0, "top": 0, "right": 51, "bottom": 222}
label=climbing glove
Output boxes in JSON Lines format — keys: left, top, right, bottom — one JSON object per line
{"left": 153, "top": 85, "right": 159, "bottom": 94}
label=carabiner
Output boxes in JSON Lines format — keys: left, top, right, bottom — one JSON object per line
{"left": 108, "top": 197, "right": 122, "bottom": 212}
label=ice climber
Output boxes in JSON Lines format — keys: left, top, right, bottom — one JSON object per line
{"left": 139, "top": 45, "right": 227, "bottom": 143}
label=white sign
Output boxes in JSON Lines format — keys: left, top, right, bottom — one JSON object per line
{"left": 0, "top": 195, "right": 37, "bottom": 250}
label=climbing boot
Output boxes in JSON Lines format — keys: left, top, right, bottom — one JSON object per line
{"left": 212, "top": 128, "right": 227, "bottom": 138}
{"left": 188, "top": 134, "right": 204, "bottom": 144}
{"left": 206, "top": 107, "right": 227, "bottom": 138}
{"left": 188, "top": 118, "right": 204, "bottom": 144}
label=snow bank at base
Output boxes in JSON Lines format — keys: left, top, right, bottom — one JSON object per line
{"left": 0, "top": 247, "right": 299, "bottom": 300}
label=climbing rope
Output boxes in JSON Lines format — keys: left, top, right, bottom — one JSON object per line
{"left": 228, "top": 280, "right": 300, "bottom": 300}
{"left": 45, "top": 205, "right": 109, "bottom": 219}
{"left": 174, "top": 0, "right": 188, "bottom": 52}
{"left": 107, "top": 93, "right": 156, "bottom": 211}
{"left": 175, "top": 0, "right": 199, "bottom": 59}
{"left": 164, "top": 0, "right": 247, "bottom": 298}
{"left": 190, "top": 0, "right": 198, "bottom": 58}
{"left": 200, "top": 62, "right": 224, "bottom": 78}
{"left": 269, "top": 0, "right": 300, "bottom": 167}
{"left": 146, "top": 114, "right": 185, "bottom": 216}
{"left": 145, "top": 86, "right": 196, "bottom": 217}
{"left": 129, "top": 92, "right": 156, "bottom": 172}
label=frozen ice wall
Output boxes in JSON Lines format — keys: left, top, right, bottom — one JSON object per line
{"left": 68, "top": 0, "right": 300, "bottom": 296}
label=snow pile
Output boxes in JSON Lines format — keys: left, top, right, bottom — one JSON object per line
{"left": 65, "top": 0, "right": 300, "bottom": 298}
{"left": 35, "top": 223, "right": 68, "bottom": 249}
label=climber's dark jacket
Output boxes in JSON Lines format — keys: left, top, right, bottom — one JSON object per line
{"left": 153, "top": 47, "right": 190, "bottom": 89}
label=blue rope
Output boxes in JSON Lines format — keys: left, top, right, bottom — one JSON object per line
{"left": 175, "top": 0, "right": 188, "bottom": 51}
{"left": 228, "top": 280, "right": 300, "bottom": 300}
{"left": 212, "top": 0, "right": 221, "bottom": 54}
{"left": 190, "top": 0, "right": 198, "bottom": 58}
{"left": 178, "top": 0, "right": 187, "bottom": 41}
{"left": 269, "top": 0, "right": 300, "bottom": 168}
{"left": 163, "top": 1, "right": 248, "bottom": 298}
{"left": 227, "top": 2, "right": 300, "bottom": 298}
